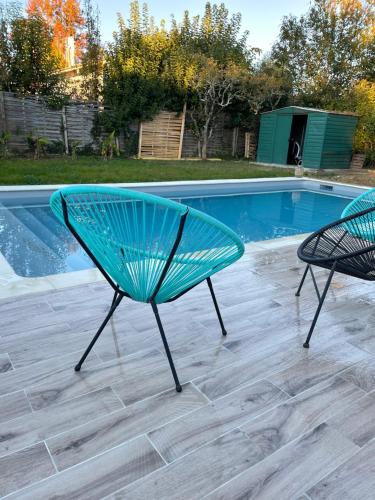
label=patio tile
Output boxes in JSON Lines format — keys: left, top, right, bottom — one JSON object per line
{"left": 47, "top": 383, "right": 207, "bottom": 471}
{"left": 112, "top": 346, "right": 237, "bottom": 406}
{"left": 308, "top": 438, "right": 375, "bottom": 500}
{"left": 5, "top": 436, "right": 164, "bottom": 500}
{"left": 26, "top": 348, "right": 163, "bottom": 410}
{"left": 340, "top": 358, "right": 375, "bottom": 392}
{"left": 111, "top": 430, "right": 263, "bottom": 500}
{"left": 267, "top": 341, "right": 370, "bottom": 397}
{"left": 327, "top": 392, "right": 375, "bottom": 447}
{"left": 0, "top": 349, "right": 99, "bottom": 397}
{"left": 204, "top": 424, "right": 358, "bottom": 500}
{"left": 0, "top": 323, "right": 93, "bottom": 368}
{"left": 0, "top": 390, "right": 32, "bottom": 424}
{"left": 194, "top": 336, "right": 325, "bottom": 401}
{"left": 0, "top": 386, "right": 123, "bottom": 458}
{"left": 1, "top": 240, "right": 374, "bottom": 497}
{"left": 148, "top": 379, "right": 288, "bottom": 463}
{"left": 0, "top": 442, "right": 55, "bottom": 497}
{"left": 241, "top": 376, "right": 364, "bottom": 459}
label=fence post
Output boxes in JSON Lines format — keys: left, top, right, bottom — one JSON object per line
{"left": 0, "top": 92, "right": 6, "bottom": 133}
{"left": 244, "top": 132, "right": 250, "bottom": 159}
{"left": 138, "top": 121, "right": 143, "bottom": 159}
{"left": 62, "top": 106, "right": 69, "bottom": 154}
{"left": 178, "top": 103, "right": 187, "bottom": 159}
{"left": 232, "top": 127, "right": 239, "bottom": 157}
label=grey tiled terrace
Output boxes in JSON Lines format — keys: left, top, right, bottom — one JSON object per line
{"left": 1, "top": 241, "right": 375, "bottom": 498}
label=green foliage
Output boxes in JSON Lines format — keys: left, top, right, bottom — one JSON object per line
{"left": 347, "top": 80, "right": 375, "bottom": 163}
{"left": 170, "top": 3, "right": 255, "bottom": 70}
{"left": 26, "top": 131, "right": 49, "bottom": 159}
{"left": 100, "top": 131, "right": 119, "bottom": 160}
{"left": 80, "top": 0, "right": 103, "bottom": 101}
{"left": 0, "top": 131, "right": 11, "bottom": 157}
{"left": 0, "top": 2, "right": 64, "bottom": 96}
{"left": 45, "top": 140, "right": 65, "bottom": 155}
{"left": 70, "top": 140, "right": 81, "bottom": 159}
{"left": 102, "top": 1, "right": 254, "bottom": 136}
{"left": 232, "top": 57, "right": 291, "bottom": 131}
{"left": 0, "top": 1, "right": 22, "bottom": 91}
{"left": 271, "top": 0, "right": 375, "bottom": 108}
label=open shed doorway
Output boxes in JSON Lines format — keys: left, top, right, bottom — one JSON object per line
{"left": 287, "top": 114, "right": 307, "bottom": 165}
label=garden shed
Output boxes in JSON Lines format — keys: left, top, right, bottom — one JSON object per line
{"left": 256, "top": 106, "right": 358, "bottom": 169}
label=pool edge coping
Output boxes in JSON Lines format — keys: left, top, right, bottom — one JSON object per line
{"left": 0, "top": 233, "right": 310, "bottom": 300}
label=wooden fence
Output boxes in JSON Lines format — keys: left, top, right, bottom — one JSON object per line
{"left": 0, "top": 91, "right": 101, "bottom": 153}
{"left": 0, "top": 91, "right": 257, "bottom": 159}
{"left": 138, "top": 108, "right": 186, "bottom": 159}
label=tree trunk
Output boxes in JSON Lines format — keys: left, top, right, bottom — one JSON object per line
{"left": 201, "top": 127, "right": 209, "bottom": 160}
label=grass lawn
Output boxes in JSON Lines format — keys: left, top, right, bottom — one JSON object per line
{"left": 0, "top": 157, "right": 295, "bottom": 185}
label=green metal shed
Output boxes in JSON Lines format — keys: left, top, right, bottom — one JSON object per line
{"left": 256, "top": 106, "right": 358, "bottom": 169}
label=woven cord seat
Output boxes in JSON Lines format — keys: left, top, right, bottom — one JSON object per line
{"left": 296, "top": 202, "right": 375, "bottom": 348}
{"left": 50, "top": 185, "right": 244, "bottom": 392}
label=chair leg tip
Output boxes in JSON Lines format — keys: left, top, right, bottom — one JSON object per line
{"left": 222, "top": 330, "right": 228, "bottom": 336}
{"left": 176, "top": 385, "right": 182, "bottom": 393}
{"left": 295, "top": 292, "right": 300, "bottom": 297}
{"left": 303, "top": 342, "right": 310, "bottom": 348}
{"left": 74, "top": 365, "right": 81, "bottom": 372}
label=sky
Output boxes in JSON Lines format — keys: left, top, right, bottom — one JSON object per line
{"left": 96, "top": 0, "right": 311, "bottom": 54}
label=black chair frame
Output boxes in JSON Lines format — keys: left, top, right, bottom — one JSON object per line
{"left": 296, "top": 204, "right": 375, "bottom": 348}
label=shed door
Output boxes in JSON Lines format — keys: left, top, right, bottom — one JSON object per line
{"left": 273, "top": 115, "right": 292, "bottom": 165}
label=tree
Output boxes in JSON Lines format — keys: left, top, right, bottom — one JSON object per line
{"left": 26, "top": 0, "right": 84, "bottom": 64}
{"left": 80, "top": 0, "right": 103, "bottom": 100}
{"left": 271, "top": 0, "right": 375, "bottom": 107}
{"left": 102, "top": 1, "right": 257, "bottom": 156}
{"left": 102, "top": 1, "right": 176, "bottom": 132}
{"left": 0, "top": 1, "right": 22, "bottom": 91}
{"left": 170, "top": 2, "right": 255, "bottom": 68}
{"left": 7, "top": 15, "right": 63, "bottom": 95}
{"left": 187, "top": 57, "right": 246, "bottom": 159}
{"left": 243, "top": 59, "right": 291, "bottom": 115}
{"left": 349, "top": 80, "right": 375, "bottom": 165}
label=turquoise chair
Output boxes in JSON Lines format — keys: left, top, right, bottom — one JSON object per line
{"left": 50, "top": 185, "right": 244, "bottom": 392}
{"left": 341, "top": 188, "right": 375, "bottom": 241}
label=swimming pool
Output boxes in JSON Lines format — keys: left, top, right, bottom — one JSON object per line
{"left": 0, "top": 189, "right": 351, "bottom": 278}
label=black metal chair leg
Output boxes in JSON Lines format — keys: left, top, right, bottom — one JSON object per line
{"left": 295, "top": 264, "right": 309, "bottom": 296}
{"left": 151, "top": 300, "right": 182, "bottom": 392}
{"left": 75, "top": 294, "right": 123, "bottom": 371}
{"left": 207, "top": 277, "right": 227, "bottom": 336}
{"left": 303, "top": 263, "right": 336, "bottom": 348}
{"left": 111, "top": 290, "right": 119, "bottom": 308}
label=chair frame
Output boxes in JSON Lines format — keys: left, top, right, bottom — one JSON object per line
{"left": 296, "top": 204, "right": 375, "bottom": 348}
{"left": 61, "top": 195, "right": 229, "bottom": 393}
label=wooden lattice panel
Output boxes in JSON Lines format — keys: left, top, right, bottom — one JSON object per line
{"left": 139, "top": 110, "right": 185, "bottom": 159}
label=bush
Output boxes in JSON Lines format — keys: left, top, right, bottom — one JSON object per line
{"left": 45, "top": 140, "right": 65, "bottom": 155}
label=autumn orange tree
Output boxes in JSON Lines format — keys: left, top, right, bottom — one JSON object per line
{"left": 26, "top": 0, "right": 84, "bottom": 65}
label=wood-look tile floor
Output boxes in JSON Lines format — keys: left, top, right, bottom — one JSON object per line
{"left": 1, "top": 243, "right": 375, "bottom": 499}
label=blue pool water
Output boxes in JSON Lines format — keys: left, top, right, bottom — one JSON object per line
{"left": 0, "top": 190, "right": 351, "bottom": 277}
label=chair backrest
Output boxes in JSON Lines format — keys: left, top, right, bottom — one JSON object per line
{"left": 50, "top": 186, "right": 244, "bottom": 303}
{"left": 341, "top": 188, "right": 375, "bottom": 241}
{"left": 342, "top": 188, "right": 375, "bottom": 218}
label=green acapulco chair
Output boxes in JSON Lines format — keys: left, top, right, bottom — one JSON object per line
{"left": 50, "top": 185, "right": 244, "bottom": 392}
{"left": 341, "top": 187, "right": 375, "bottom": 241}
